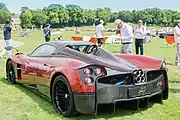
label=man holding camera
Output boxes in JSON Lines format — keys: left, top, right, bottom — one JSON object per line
{"left": 115, "top": 19, "right": 134, "bottom": 54}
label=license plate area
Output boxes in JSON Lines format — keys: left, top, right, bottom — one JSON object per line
{"left": 128, "top": 85, "right": 153, "bottom": 98}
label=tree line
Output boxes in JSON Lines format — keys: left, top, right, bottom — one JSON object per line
{"left": 0, "top": 2, "right": 180, "bottom": 28}
{"left": 0, "top": 2, "right": 11, "bottom": 24}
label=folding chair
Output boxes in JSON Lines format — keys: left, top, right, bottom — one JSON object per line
{"left": 102, "top": 37, "right": 109, "bottom": 44}
{"left": 89, "top": 37, "right": 97, "bottom": 44}
{"left": 72, "top": 36, "right": 83, "bottom": 41}
{"left": 165, "top": 35, "right": 175, "bottom": 47}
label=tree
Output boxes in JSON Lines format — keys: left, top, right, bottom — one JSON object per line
{"left": 66, "top": 4, "right": 82, "bottom": 10}
{"left": 18, "top": 4, "right": 180, "bottom": 28}
{"left": 21, "top": 6, "right": 29, "bottom": 12}
{"left": 0, "top": 2, "right": 11, "bottom": 24}
{"left": 85, "top": 10, "right": 96, "bottom": 26}
{"left": 57, "top": 8, "right": 69, "bottom": 27}
{"left": 20, "top": 10, "right": 33, "bottom": 28}
{"left": 110, "top": 12, "right": 117, "bottom": 22}
{"left": 0, "top": 2, "right": 6, "bottom": 9}
{"left": 31, "top": 10, "right": 48, "bottom": 28}
{"left": 95, "top": 8, "right": 111, "bottom": 24}
{"left": 43, "top": 4, "right": 63, "bottom": 10}
{"left": 117, "top": 10, "right": 134, "bottom": 23}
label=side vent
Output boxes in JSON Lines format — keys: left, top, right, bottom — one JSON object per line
{"left": 17, "top": 63, "right": 22, "bottom": 80}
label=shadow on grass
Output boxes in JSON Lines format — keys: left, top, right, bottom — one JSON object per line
{"left": 160, "top": 45, "right": 175, "bottom": 49}
{"left": 170, "top": 88, "right": 180, "bottom": 93}
{"left": 169, "top": 81, "right": 180, "bottom": 83}
{"left": 166, "top": 62, "right": 174, "bottom": 66}
{"left": 0, "top": 77, "right": 158, "bottom": 120}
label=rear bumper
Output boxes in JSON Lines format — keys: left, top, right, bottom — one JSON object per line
{"left": 73, "top": 93, "right": 96, "bottom": 114}
{"left": 96, "top": 78, "right": 165, "bottom": 104}
{"left": 73, "top": 74, "right": 168, "bottom": 114}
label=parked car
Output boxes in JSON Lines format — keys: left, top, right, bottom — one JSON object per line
{"left": 6, "top": 41, "right": 168, "bottom": 117}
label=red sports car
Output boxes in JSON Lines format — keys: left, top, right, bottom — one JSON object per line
{"left": 6, "top": 41, "right": 168, "bottom": 117}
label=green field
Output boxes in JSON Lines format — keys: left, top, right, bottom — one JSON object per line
{"left": 0, "top": 29, "right": 180, "bottom": 120}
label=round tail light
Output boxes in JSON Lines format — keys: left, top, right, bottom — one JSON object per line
{"left": 95, "top": 68, "right": 102, "bottom": 76}
{"left": 84, "top": 68, "right": 93, "bottom": 75}
{"left": 85, "top": 77, "right": 94, "bottom": 85}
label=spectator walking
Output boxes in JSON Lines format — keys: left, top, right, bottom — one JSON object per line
{"left": 95, "top": 20, "right": 104, "bottom": 47}
{"left": 134, "top": 20, "right": 146, "bottom": 55}
{"left": 115, "top": 19, "right": 134, "bottom": 54}
{"left": 43, "top": 24, "right": 51, "bottom": 42}
{"left": 174, "top": 20, "right": 180, "bottom": 66}
{"left": 0, "top": 19, "right": 14, "bottom": 59}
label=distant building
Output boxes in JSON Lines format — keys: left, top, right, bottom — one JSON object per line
{"left": 11, "top": 13, "right": 20, "bottom": 25}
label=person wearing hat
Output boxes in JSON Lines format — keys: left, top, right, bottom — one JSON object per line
{"left": 134, "top": 20, "right": 146, "bottom": 55}
{"left": 43, "top": 23, "right": 51, "bottom": 42}
{"left": 174, "top": 20, "right": 180, "bottom": 66}
{"left": 115, "top": 19, "right": 121, "bottom": 35}
{"left": 115, "top": 19, "right": 134, "bottom": 54}
{"left": 95, "top": 20, "right": 104, "bottom": 47}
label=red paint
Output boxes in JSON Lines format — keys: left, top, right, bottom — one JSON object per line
{"left": 10, "top": 53, "right": 163, "bottom": 95}
{"left": 115, "top": 54, "right": 163, "bottom": 70}
{"left": 11, "top": 54, "right": 95, "bottom": 94}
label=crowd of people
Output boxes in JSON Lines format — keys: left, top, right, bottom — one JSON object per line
{"left": 95, "top": 19, "right": 146, "bottom": 55}
{"left": 1, "top": 19, "right": 180, "bottom": 66}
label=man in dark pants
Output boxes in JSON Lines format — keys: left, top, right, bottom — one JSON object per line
{"left": 43, "top": 24, "right": 51, "bottom": 42}
{"left": 134, "top": 20, "right": 146, "bottom": 55}
{"left": 95, "top": 20, "right": 104, "bottom": 47}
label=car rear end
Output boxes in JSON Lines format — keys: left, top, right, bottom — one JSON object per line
{"left": 96, "top": 69, "right": 168, "bottom": 112}
{"left": 74, "top": 65, "right": 168, "bottom": 115}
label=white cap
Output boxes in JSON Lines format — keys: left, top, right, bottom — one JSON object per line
{"left": 115, "top": 19, "right": 121, "bottom": 24}
{"left": 138, "top": 20, "right": 143, "bottom": 23}
{"left": 100, "top": 19, "right": 104, "bottom": 23}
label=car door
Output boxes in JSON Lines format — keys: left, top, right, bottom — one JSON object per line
{"left": 28, "top": 44, "right": 56, "bottom": 96}
{"left": 16, "top": 54, "right": 39, "bottom": 85}
{"left": 21, "top": 56, "right": 40, "bottom": 85}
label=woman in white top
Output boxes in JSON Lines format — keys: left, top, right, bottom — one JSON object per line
{"left": 134, "top": 20, "right": 146, "bottom": 55}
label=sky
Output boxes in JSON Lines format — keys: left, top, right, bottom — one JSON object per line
{"left": 1, "top": 0, "right": 180, "bottom": 13}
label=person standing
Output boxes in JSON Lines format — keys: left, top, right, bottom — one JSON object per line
{"left": 95, "top": 20, "right": 104, "bottom": 47}
{"left": 174, "top": 20, "right": 180, "bottom": 66}
{"left": 43, "top": 24, "right": 51, "bottom": 42}
{"left": 1, "top": 19, "right": 13, "bottom": 58}
{"left": 115, "top": 19, "right": 134, "bottom": 54}
{"left": 134, "top": 20, "right": 146, "bottom": 55}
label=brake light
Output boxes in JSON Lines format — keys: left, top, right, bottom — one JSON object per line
{"left": 84, "top": 68, "right": 93, "bottom": 75}
{"left": 95, "top": 68, "right": 101, "bottom": 75}
{"left": 85, "top": 77, "right": 94, "bottom": 85}
{"left": 95, "top": 67, "right": 106, "bottom": 76}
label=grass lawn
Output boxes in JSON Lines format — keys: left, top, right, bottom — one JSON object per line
{"left": 0, "top": 30, "right": 180, "bottom": 120}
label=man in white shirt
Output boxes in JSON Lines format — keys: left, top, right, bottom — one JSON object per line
{"left": 174, "top": 20, "right": 180, "bottom": 66}
{"left": 95, "top": 20, "right": 104, "bottom": 47}
{"left": 115, "top": 19, "right": 134, "bottom": 54}
{"left": 134, "top": 20, "right": 146, "bottom": 55}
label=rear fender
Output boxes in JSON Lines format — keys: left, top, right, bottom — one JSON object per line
{"left": 50, "top": 66, "right": 95, "bottom": 93}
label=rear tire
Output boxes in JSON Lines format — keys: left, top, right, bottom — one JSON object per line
{"left": 51, "top": 75, "right": 76, "bottom": 117}
{"left": 6, "top": 60, "right": 16, "bottom": 84}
